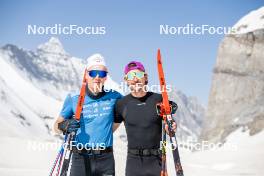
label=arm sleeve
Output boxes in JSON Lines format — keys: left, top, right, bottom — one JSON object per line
{"left": 59, "top": 94, "right": 74, "bottom": 119}
{"left": 114, "top": 100, "right": 124, "bottom": 123}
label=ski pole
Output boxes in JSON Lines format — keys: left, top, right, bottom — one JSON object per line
{"left": 49, "top": 134, "right": 69, "bottom": 176}
{"left": 55, "top": 134, "right": 69, "bottom": 176}
{"left": 59, "top": 132, "right": 75, "bottom": 176}
{"left": 161, "top": 121, "right": 168, "bottom": 176}
{"left": 49, "top": 146, "right": 63, "bottom": 176}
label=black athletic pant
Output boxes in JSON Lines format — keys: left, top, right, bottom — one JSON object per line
{"left": 70, "top": 152, "right": 115, "bottom": 176}
{"left": 125, "top": 153, "right": 162, "bottom": 176}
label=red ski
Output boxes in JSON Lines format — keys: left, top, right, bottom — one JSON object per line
{"left": 75, "top": 68, "right": 88, "bottom": 120}
{"left": 157, "top": 49, "right": 184, "bottom": 176}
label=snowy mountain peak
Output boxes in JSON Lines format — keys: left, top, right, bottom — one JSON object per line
{"left": 37, "top": 37, "right": 67, "bottom": 55}
{"left": 233, "top": 6, "right": 264, "bottom": 34}
{"left": 2, "top": 44, "right": 20, "bottom": 51}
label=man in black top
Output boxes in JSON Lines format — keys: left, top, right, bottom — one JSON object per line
{"left": 113, "top": 61, "right": 177, "bottom": 176}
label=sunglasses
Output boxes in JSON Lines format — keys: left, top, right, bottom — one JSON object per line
{"left": 88, "top": 70, "right": 108, "bottom": 78}
{"left": 125, "top": 71, "right": 145, "bottom": 81}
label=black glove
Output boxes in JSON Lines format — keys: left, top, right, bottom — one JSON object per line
{"left": 170, "top": 101, "right": 178, "bottom": 114}
{"left": 156, "top": 101, "right": 178, "bottom": 115}
{"left": 58, "top": 119, "right": 80, "bottom": 134}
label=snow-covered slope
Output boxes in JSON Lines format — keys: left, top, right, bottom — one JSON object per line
{"left": 184, "top": 129, "right": 264, "bottom": 176}
{"left": 0, "top": 128, "right": 263, "bottom": 176}
{"left": 0, "top": 53, "right": 61, "bottom": 139}
{"left": 2, "top": 40, "right": 85, "bottom": 100}
{"left": 233, "top": 6, "right": 264, "bottom": 34}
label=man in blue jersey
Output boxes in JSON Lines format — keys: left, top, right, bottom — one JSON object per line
{"left": 53, "top": 54, "right": 122, "bottom": 176}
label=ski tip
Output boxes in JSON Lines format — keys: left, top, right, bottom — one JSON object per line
{"left": 157, "top": 49, "right": 161, "bottom": 58}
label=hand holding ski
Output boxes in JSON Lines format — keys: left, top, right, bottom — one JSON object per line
{"left": 50, "top": 69, "right": 87, "bottom": 176}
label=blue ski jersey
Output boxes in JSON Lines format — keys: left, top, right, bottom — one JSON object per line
{"left": 60, "top": 90, "right": 122, "bottom": 147}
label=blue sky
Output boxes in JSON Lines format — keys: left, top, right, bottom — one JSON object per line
{"left": 0, "top": 0, "right": 263, "bottom": 105}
